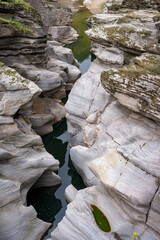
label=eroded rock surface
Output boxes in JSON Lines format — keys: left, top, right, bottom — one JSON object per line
{"left": 0, "top": 66, "right": 60, "bottom": 240}
{"left": 51, "top": 4, "right": 160, "bottom": 240}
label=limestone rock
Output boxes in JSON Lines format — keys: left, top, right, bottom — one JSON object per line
{"left": 47, "top": 43, "right": 79, "bottom": 67}
{"left": 49, "top": 186, "right": 160, "bottom": 240}
{"left": 104, "top": 0, "right": 160, "bottom": 12}
{"left": 65, "top": 59, "right": 160, "bottom": 239}
{"left": 29, "top": 97, "right": 66, "bottom": 136}
{"left": 0, "top": 66, "right": 61, "bottom": 239}
{"left": 14, "top": 63, "right": 64, "bottom": 93}
{"left": 147, "top": 188, "right": 160, "bottom": 233}
{"left": 86, "top": 10, "right": 160, "bottom": 55}
{"left": 0, "top": 179, "right": 51, "bottom": 240}
{"left": 0, "top": 115, "right": 60, "bottom": 239}
{"left": 48, "top": 26, "right": 78, "bottom": 45}
{"left": 101, "top": 53, "right": 160, "bottom": 122}
{"left": 65, "top": 184, "right": 78, "bottom": 203}
{"left": 91, "top": 42, "right": 124, "bottom": 65}
{"left": 47, "top": 58, "right": 81, "bottom": 84}
{"left": 0, "top": 66, "right": 41, "bottom": 116}
{"left": 25, "top": 0, "right": 72, "bottom": 29}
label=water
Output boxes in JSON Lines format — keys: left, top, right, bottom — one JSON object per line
{"left": 67, "top": 3, "right": 94, "bottom": 74}
{"left": 27, "top": 119, "right": 85, "bottom": 239}
{"left": 27, "top": 3, "right": 93, "bottom": 239}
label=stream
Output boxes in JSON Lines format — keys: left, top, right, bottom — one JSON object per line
{"left": 27, "top": 3, "right": 93, "bottom": 239}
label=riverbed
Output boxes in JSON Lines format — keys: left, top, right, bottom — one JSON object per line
{"left": 27, "top": 3, "right": 94, "bottom": 239}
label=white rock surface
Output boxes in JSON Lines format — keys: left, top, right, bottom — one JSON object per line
{"left": 50, "top": 186, "right": 160, "bottom": 240}
{"left": 0, "top": 67, "right": 61, "bottom": 240}
{"left": 0, "top": 66, "right": 41, "bottom": 116}
{"left": 65, "top": 184, "right": 78, "bottom": 203}
{"left": 63, "top": 58, "right": 160, "bottom": 239}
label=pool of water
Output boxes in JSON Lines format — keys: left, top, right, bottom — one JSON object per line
{"left": 27, "top": 3, "right": 93, "bottom": 239}
{"left": 67, "top": 3, "right": 95, "bottom": 74}
{"left": 27, "top": 119, "right": 85, "bottom": 239}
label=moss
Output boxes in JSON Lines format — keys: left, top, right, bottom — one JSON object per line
{"left": 108, "top": 3, "right": 121, "bottom": 11}
{"left": 117, "top": 16, "right": 132, "bottom": 24}
{"left": 125, "top": 53, "right": 136, "bottom": 64}
{"left": 0, "top": 0, "right": 40, "bottom": 20}
{"left": 134, "top": 55, "right": 160, "bottom": 75}
{"left": 100, "top": 2, "right": 106, "bottom": 12}
{"left": 0, "top": 68, "right": 30, "bottom": 87}
{"left": 0, "top": 16, "right": 33, "bottom": 35}
{"left": 0, "top": 62, "right": 4, "bottom": 67}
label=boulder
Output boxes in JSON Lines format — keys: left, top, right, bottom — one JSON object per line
{"left": 29, "top": 97, "right": 66, "bottom": 136}
{"left": 0, "top": 66, "right": 61, "bottom": 239}
{"left": 48, "top": 26, "right": 78, "bottom": 45}
{"left": 65, "top": 58, "right": 160, "bottom": 239}
{"left": 49, "top": 186, "right": 160, "bottom": 240}
{"left": 101, "top": 53, "right": 160, "bottom": 122}
{"left": 0, "top": 66, "right": 41, "bottom": 116}
{"left": 86, "top": 10, "right": 160, "bottom": 55}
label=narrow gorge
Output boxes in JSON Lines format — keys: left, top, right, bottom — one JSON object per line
{"left": 0, "top": 0, "right": 160, "bottom": 240}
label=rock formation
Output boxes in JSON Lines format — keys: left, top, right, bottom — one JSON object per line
{"left": 0, "top": 0, "right": 80, "bottom": 136}
{"left": 50, "top": 1, "right": 160, "bottom": 239}
{"left": 0, "top": 66, "right": 61, "bottom": 240}
{"left": 0, "top": 0, "right": 80, "bottom": 239}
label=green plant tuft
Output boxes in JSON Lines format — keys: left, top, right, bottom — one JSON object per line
{"left": 0, "top": 16, "right": 34, "bottom": 35}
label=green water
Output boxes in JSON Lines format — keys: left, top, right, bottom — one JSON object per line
{"left": 68, "top": 4, "right": 95, "bottom": 74}
{"left": 27, "top": 3, "right": 93, "bottom": 239}
{"left": 90, "top": 205, "right": 111, "bottom": 233}
{"left": 27, "top": 119, "right": 85, "bottom": 237}
{"left": 69, "top": 7, "right": 91, "bottom": 62}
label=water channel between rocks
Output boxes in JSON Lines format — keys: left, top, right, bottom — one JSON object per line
{"left": 27, "top": 3, "right": 94, "bottom": 239}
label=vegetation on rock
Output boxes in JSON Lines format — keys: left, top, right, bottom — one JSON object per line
{"left": 0, "top": 16, "right": 33, "bottom": 34}
{"left": 0, "top": 0, "right": 40, "bottom": 19}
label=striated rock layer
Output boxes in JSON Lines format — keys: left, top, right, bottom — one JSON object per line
{"left": 50, "top": 2, "right": 160, "bottom": 240}
{"left": 0, "top": 0, "right": 80, "bottom": 136}
{"left": 0, "top": 0, "right": 80, "bottom": 239}
{"left": 0, "top": 66, "right": 61, "bottom": 240}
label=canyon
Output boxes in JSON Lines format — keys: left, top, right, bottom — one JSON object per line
{"left": 0, "top": 0, "right": 160, "bottom": 240}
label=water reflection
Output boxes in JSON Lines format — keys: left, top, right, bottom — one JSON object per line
{"left": 27, "top": 119, "right": 85, "bottom": 239}
{"left": 67, "top": 6, "right": 93, "bottom": 74}
{"left": 27, "top": 186, "right": 62, "bottom": 223}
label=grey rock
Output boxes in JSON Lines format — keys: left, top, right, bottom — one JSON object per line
{"left": 48, "top": 26, "right": 78, "bottom": 45}
{"left": 14, "top": 63, "right": 64, "bottom": 92}
{"left": 47, "top": 43, "right": 79, "bottom": 67}
{"left": 64, "top": 58, "right": 160, "bottom": 239}
{"left": 50, "top": 186, "right": 159, "bottom": 240}
{"left": 101, "top": 53, "right": 160, "bottom": 122}
{"left": 0, "top": 66, "right": 41, "bottom": 116}
{"left": 86, "top": 10, "right": 160, "bottom": 55}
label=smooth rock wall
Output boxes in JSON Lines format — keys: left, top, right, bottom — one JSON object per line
{"left": 50, "top": 3, "right": 160, "bottom": 240}
{"left": 0, "top": 66, "right": 61, "bottom": 240}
